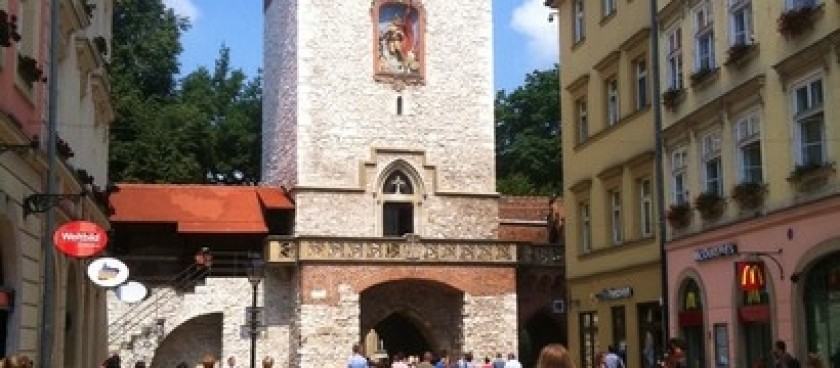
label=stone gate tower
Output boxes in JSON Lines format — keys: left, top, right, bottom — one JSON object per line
{"left": 263, "top": 0, "right": 516, "bottom": 366}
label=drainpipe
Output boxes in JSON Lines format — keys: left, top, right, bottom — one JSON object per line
{"left": 649, "top": 0, "right": 671, "bottom": 355}
{"left": 39, "top": 0, "right": 61, "bottom": 366}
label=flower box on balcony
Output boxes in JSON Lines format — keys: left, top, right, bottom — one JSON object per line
{"left": 777, "top": 5, "right": 820, "bottom": 37}
{"left": 787, "top": 162, "right": 835, "bottom": 192}
{"left": 731, "top": 182, "right": 767, "bottom": 210}
{"left": 1, "top": 10, "right": 22, "bottom": 48}
{"left": 662, "top": 87, "right": 685, "bottom": 111}
{"left": 725, "top": 43, "right": 758, "bottom": 67}
{"left": 56, "top": 137, "right": 75, "bottom": 160}
{"left": 690, "top": 67, "right": 717, "bottom": 88}
{"left": 666, "top": 203, "right": 692, "bottom": 229}
{"left": 17, "top": 54, "right": 46, "bottom": 85}
{"left": 694, "top": 191, "right": 726, "bottom": 220}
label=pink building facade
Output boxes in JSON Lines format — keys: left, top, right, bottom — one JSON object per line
{"left": 667, "top": 197, "right": 840, "bottom": 368}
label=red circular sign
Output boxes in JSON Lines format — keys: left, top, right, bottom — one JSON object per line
{"left": 53, "top": 221, "right": 109, "bottom": 258}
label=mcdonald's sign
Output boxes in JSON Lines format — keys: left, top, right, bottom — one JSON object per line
{"left": 736, "top": 261, "right": 766, "bottom": 291}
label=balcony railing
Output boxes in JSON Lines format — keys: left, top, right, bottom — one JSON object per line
{"left": 265, "top": 236, "right": 562, "bottom": 266}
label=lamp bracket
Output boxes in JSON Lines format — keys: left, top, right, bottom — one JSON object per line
{"left": 740, "top": 249, "right": 784, "bottom": 280}
{"left": 23, "top": 191, "right": 87, "bottom": 217}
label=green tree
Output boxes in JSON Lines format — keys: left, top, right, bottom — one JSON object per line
{"left": 495, "top": 65, "right": 562, "bottom": 195}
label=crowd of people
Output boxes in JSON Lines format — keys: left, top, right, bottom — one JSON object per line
{"left": 99, "top": 353, "right": 276, "bottom": 368}
{"left": 348, "top": 343, "right": 574, "bottom": 368}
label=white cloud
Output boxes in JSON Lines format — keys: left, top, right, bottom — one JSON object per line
{"left": 510, "top": 0, "right": 560, "bottom": 67}
{"left": 163, "top": 0, "right": 199, "bottom": 22}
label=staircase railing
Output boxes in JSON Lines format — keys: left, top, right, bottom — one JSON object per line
{"left": 107, "top": 260, "right": 210, "bottom": 347}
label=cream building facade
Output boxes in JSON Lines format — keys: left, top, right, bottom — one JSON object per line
{"left": 0, "top": 0, "right": 114, "bottom": 366}
{"left": 659, "top": 1, "right": 840, "bottom": 367}
{"left": 549, "top": 1, "right": 664, "bottom": 367}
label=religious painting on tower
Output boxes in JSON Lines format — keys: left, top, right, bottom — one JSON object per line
{"left": 372, "top": 0, "right": 425, "bottom": 86}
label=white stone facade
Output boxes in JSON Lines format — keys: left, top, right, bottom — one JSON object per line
{"left": 263, "top": 0, "right": 499, "bottom": 237}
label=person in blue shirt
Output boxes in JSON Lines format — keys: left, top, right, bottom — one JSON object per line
{"left": 348, "top": 344, "right": 369, "bottom": 368}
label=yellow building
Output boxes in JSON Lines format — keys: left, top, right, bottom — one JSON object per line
{"left": 548, "top": 1, "right": 664, "bottom": 367}
{"left": 658, "top": 1, "right": 840, "bottom": 366}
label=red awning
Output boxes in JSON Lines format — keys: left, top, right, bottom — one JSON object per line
{"left": 109, "top": 184, "right": 293, "bottom": 234}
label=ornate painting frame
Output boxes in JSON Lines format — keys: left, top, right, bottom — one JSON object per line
{"left": 371, "top": 0, "right": 426, "bottom": 90}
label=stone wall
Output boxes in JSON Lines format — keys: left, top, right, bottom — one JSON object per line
{"left": 107, "top": 268, "right": 294, "bottom": 367}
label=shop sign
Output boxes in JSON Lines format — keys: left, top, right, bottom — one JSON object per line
{"left": 595, "top": 286, "right": 633, "bottom": 301}
{"left": 86, "top": 257, "right": 129, "bottom": 288}
{"left": 0, "top": 288, "right": 13, "bottom": 311}
{"left": 678, "top": 310, "right": 703, "bottom": 327}
{"left": 738, "top": 305, "right": 770, "bottom": 322}
{"left": 115, "top": 281, "right": 148, "bottom": 303}
{"left": 694, "top": 242, "right": 738, "bottom": 262}
{"left": 53, "top": 221, "right": 108, "bottom": 258}
{"left": 736, "top": 261, "right": 766, "bottom": 291}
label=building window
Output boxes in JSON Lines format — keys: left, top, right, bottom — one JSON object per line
{"left": 606, "top": 77, "right": 619, "bottom": 125}
{"left": 702, "top": 131, "right": 723, "bottom": 195}
{"left": 381, "top": 170, "right": 416, "bottom": 236}
{"left": 671, "top": 147, "right": 689, "bottom": 204}
{"left": 573, "top": 0, "right": 585, "bottom": 43}
{"left": 735, "top": 113, "right": 762, "bottom": 183}
{"left": 603, "top": 0, "right": 616, "bottom": 18}
{"left": 792, "top": 77, "right": 825, "bottom": 166}
{"left": 634, "top": 58, "right": 648, "bottom": 109}
{"left": 612, "top": 306, "right": 627, "bottom": 357}
{"left": 638, "top": 303, "right": 663, "bottom": 368}
{"left": 786, "top": 0, "right": 819, "bottom": 11}
{"left": 577, "top": 98, "right": 589, "bottom": 144}
{"left": 580, "top": 202, "right": 592, "bottom": 253}
{"left": 610, "top": 189, "right": 623, "bottom": 245}
{"left": 666, "top": 26, "right": 683, "bottom": 90}
{"left": 580, "top": 312, "right": 599, "bottom": 368}
{"left": 729, "top": 0, "right": 753, "bottom": 46}
{"left": 694, "top": 2, "right": 715, "bottom": 71}
{"left": 639, "top": 178, "right": 653, "bottom": 238}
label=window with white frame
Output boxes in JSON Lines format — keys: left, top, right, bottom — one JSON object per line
{"left": 580, "top": 201, "right": 592, "bottom": 253}
{"left": 606, "top": 77, "right": 619, "bottom": 125}
{"left": 694, "top": 2, "right": 715, "bottom": 71}
{"left": 577, "top": 98, "right": 589, "bottom": 144}
{"left": 671, "top": 147, "right": 689, "bottom": 204}
{"left": 610, "top": 189, "right": 623, "bottom": 245}
{"left": 785, "top": 0, "right": 819, "bottom": 11}
{"left": 735, "top": 113, "right": 763, "bottom": 183}
{"left": 666, "top": 26, "right": 683, "bottom": 90}
{"left": 639, "top": 178, "right": 653, "bottom": 237}
{"left": 603, "top": 0, "right": 616, "bottom": 18}
{"left": 634, "top": 58, "right": 648, "bottom": 109}
{"left": 702, "top": 130, "right": 723, "bottom": 195}
{"left": 792, "top": 76, "right": 825, "bottom": 166}
{"left": 729, "top": 0, "right": 753, "bottom": 46}
{"left": 573, "top": 0, "right": 585, "bottom": 43}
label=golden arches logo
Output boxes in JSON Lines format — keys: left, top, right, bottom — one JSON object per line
{"left": 738, "top": 262, "right": 765, "bottom": 291}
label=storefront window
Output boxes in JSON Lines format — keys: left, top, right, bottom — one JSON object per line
{"left": 580, "top": 312, "right": 599, "bottom": 368}
{"left": 638, "top": 302, "right": 663, "bottom": 368}
{"left": 805, "top": 252, "right": 840, "bottom": 359}
{"left": 679, "top": 279, "right": 706, "bottom": 368}
{"left": 736, "top": 261, "right": 772, "bottom": 368}
{"left": 612, "top": 306, "right": 627, "bottom": 364}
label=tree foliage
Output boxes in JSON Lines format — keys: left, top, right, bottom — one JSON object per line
{"left": 108, "top": 0, "right": 261, "bottom": 183}
{"left": 495, "top": 65, "right": 562, "bottom": 195}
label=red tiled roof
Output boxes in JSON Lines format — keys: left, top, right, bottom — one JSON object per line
{"left": 109, "top": 184, "right": 294, "bottom": 233}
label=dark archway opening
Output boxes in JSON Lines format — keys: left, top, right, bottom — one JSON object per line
{"left": 523, "top": 312, "right": 565, "bottom": 367}
{"left": 375, "top": 313, "right": 431, "bottom": 359}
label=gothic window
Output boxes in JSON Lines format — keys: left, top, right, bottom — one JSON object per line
{"left": 380, "top": 168, "right": 420, "bottom": 237}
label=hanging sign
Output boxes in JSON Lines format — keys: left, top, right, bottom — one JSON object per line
{"left": 86, "top": 257, "right": 129, "bottom": 287}
{"left": 736, "top": 261, "right": 766, "bottom": 291}
{"left": 115, "top": 281, "right": 148, "bottom": 303}
{"left": 53, "top": 221, "right": 109, "bottom": 258}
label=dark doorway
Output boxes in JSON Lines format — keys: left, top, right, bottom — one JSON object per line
{"left": 523, "top": 312, "right": 565, "bottom": 367}
{"left": 383, "top": 202, "right": 413, "bottom": 236}
{"left": 375, "top": 313, "right": 431, "bottom": 358}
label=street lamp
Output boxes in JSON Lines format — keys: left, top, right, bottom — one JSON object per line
{"left": 246, "top": 253, "right": 265, "bottom": 368}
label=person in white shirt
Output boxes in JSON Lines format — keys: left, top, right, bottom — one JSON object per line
{"left": 604, "top": 346, "right": 625, "bottom": 368}
{"left": 504, "top": 353, "right": 522, "bottom": 368}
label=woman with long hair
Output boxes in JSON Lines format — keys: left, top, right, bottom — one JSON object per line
{"left": 537, "top": 344, "right": 575, "bottom": 368}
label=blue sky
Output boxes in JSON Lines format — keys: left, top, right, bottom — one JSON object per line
{"left": 163, "top": 0, "right": 558, "bottom": 93}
